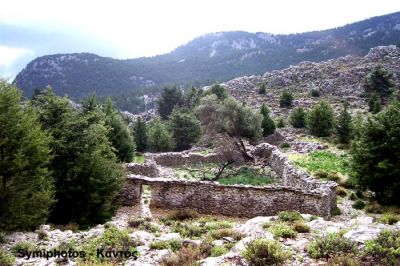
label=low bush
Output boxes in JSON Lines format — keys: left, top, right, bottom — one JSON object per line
{"left": 352, "top": 200, "right": 366, "bottom": 210}
{"left": 0, "top": 250, "right": 15, "bottom": 266}
{"left": 242, "top": 238, "right": 291, "bottom": 265}
{"left": 210, "top": 245, "right": 229, "bottom": 257}
{"left": 349, "top": 192, "right": 357, "bottom": 201}
{"left": 379, "top": 212, "right": 400, "bottom": 225}
{"left": 311, "top": 89, "right": 321, "bottom": 97}
{"left": 271, "top": 223, "right": 297, "bottom": 239}
{"left": 278, "top": 211, "right": 303, "bottom": 222}
{"left": 336, "top": 186, "right": 348, "bottom": 197}
{"left": 209, "top": 228, "right": 244, "bottom": 241}
{"left": 128, "top": 216, "right": 159, "bottom": 233}
{"left": 307, "top": 233, "right": 356, "bottom": 260}
{"left": 327, "top": 172, "right": 341, "bottom": 182}
{"left": 331, "top": 207, "right": 342, "bottom": 216}
{"left": 364, "top": 230, "right": 400, "bottom": 266}
{"left": 166, "top": 209, "right": 200, "bottom": 221}
{"left": 0, "top": 232, "right": 6, "bottom": 244}
{"left": 150, "top": 239, "right": 182, "bottom": 252}
{"left": 11, "top": 241, "right": 39, "bottom": 255}
{"left": 280, "top": 142, "right": 291, "bottom": 149}
{"left": 160, "top": 246, "right": 202, "bottom": 266}
{"left": 364, "top": 201, "right": 383, "bottom": 214}
{"left": 36, "top": 228, "right": 49, "bottom": 241}
{"left": 78, "top": 225, "right": 139, "bottom": 264}
{"left": 327, "top": 254, "right": 360, "bottom": 266}
{"left": 291, "top": 221, "right": 310, "bottom": 233}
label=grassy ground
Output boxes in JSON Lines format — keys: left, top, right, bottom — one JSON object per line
{"left": 289, "top": 150, "right": 352, "bottom": 178}
{"left": 133, "top": 153, "right": 145, "bottom": 164}
{"left": 173, "top": 164, "right": 276, "bottom": 186}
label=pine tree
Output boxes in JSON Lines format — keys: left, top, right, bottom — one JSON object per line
{"left": 32, "top": 90, "right": 123, "bottom": 227}
{"left": 351, "top": 102, "right": 400, "bottom": 205}
{"left": 158, "top": 87, "right": 184, "bottom": 120}
{"left": 258, "top": 84, "right": 266, "bottom": 94}
{"left": 168, "top": 108, "right": 201, "bottom": 151}
{"left": 147, "top": 118, "right": 175, "bottom": 152}
{"left": 279, "top": 91, "right": 293, "bottom": 108}
{"left": 260, "top": 104, "right": 276, "bottom": 136}
{"left": 210, "top": 84, "right": 227, "bottom": 100}
{"left": 276, "top": 117, "right": 285, "bottom": 128}
{"left": 104, "top": 98, "right": 135, "bottom": 162}
{"left": 336, "top": 101, "right": 353, "bottom": 144}
{"left": 368, "top": 93, "right": 382, "bottom": 114}
{"left": 306, "top": 101, "right": 335, "bottom": 137}
{"left": 365, "top": 65, "right": 396, "bottom": 96}
{"left": 134, "top": 117, "right": 147, "bottom": 152}
{"left": 290, "top": 106, "right": 306, "bottom": 128}
{"left": 0, "top": 82, "right": 54, "bottom": 231}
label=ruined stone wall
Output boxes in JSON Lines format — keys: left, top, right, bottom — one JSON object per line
{"left": 126, "top": 163, "right": 159, "bottom": 177}
{"left": 147, "top": 151, "right": 226, "bottom": 167}
{"left": 126, "top": 175, "right": 333, "bottom": 218}
{"left": 122, "top": 142, "right": 337, "bottom": 217}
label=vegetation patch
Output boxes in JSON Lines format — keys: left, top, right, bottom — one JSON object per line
{"left": 379, "top": 212, "right": 400, "bottom": 225}
{"left": 150, "top": 239, "right": 182, "bottom": 252}
{"left": 364, "top": 230, "right": 400, "bottom": 266}
{"left": 0, "top": 249, "right": 15, "bottom": 266}
{"left": 242, "top": 238, "right": 291, "bottom": 265}
{"left": 278, "top": 211, "right": 303, "bottom": 222}
{"left": 217, "top": 167, "right": 275, "bottom": 186}
{"left": 307, "top": 233, "right": 356, "bottom": 260}
{"left": 270, "top": 223, "right": 297, "bottom": 239}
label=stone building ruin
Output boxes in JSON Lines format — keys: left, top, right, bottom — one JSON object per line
{"left": 121, "top": 143, "right": 337, "bottom": 218}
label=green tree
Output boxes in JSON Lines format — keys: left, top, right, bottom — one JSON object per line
{"left": 368, "top": 93, "right": 382, "bottom": 114}
{"left": 147, "top": 118, "right": 175, "bottom": 152}
{"left": 260, "top": 104, "right": 276, "bottom": 136}
{"left": 336, "top": 101, "right": 353, "bottom": 144}
{"left": 168, "top": 108, "right": 201, "bottom": 151}
{"left": 158, "top": 87, "right": 184, "bottom": 120}
{"left": 365, "top": 65, "right": 396, "bottom": 96}
{"left": 279, "top": 91, "right": 293, "bottom": 108}
{"left": 32, "top": 90, "right": 123, "bottom": 227}
{"left": 258, "top": 84, "right": 266, "bottom": 94}
{"left": 290, "top": 106, "right": 306, "bottom": 128}
{"left": 210, "top": 84, "right": 228, "bottom": 100}
{"left": 184, "top": 87, "right": 204, "bottom": 110}
{"left": 133, "top": 117, "right": 147, "bottom": 152}
{"left": 276, "top": 117, "right": 285, "bottom": 128}
{"left": 306, "top": 101, "right": 335, "bottom": 137}
{"left": 351, "top": 102, "right": 400, "bottom": 205}
{"left": 104, "top": 98, "right": 135, "bottom": 162}
{"left": 0, "top": 82, "right": 54, "bottom": 231}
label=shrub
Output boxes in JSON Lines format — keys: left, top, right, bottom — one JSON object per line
{"left": 172, "top": 223, "right": 207, "bottom": 238}
{"left": 331, "top": 207, "right": 342, "bottom": 216}
{"left": 0, "top": 232, "right": 6, "bottom": 244}
{"left": 291, "top": 221, "right": 310, "bottom": 233}
{"left": 271, "top": 223, "right": 297, "bottom": 239}
{"left": 327, "top": 172, "right": 341, "bottom": 182}
{"left": 379, "top": 212, "right": 400, "bottom": 225}
{"left": 351, "top": 102, "right": 400, "bottom": 205}
{"left": 260, "top": 104, "right": 276, "bottom": 136}
{"left": 150, "top": 239, "right": 182, "bottom": 252}
{"left": 258, "top": 84, "right": 267, "bottom": 94}
{"left": 290, "top": 106, "right": 307, "bottom": 128}
{"left": 128, "top": 216, "right": 152, "bottom": 228}
{"left": 336, "top": 101, "right": 353, "bottom": 144}
{"left": 79, "top": 225, "right": 139, "bottom": 264}
{"left": 36, "top": 228, "right": 49, "bottom": 241}
{"left": 349, "top": 192, "right": 357, "bottom": 200}
{"left": 327, "top": 254, "right": 360, "bottom": 266}
{"left": 364, "top": 65, "right": 396, "bottom": 96}
{"left": 311, "top": 89, "right": 321, "bottom": 97}
{"left": 352, "top": 200, "right": 366, "bottom": 210}
{"left": 280, "top": 142, "right": 291, "bottom": 149}
{"left": 160, "top": 246, "right": 202, "bottom": 266}
{"left": 11, "top": 241, "right": 39, "bottom": 255}
{"left": 315, "top": 170, "right": 329, "bottom": 179}
{"left": 242, "top": 238, "right": 291, "bottom": 265}
{"left": 307, "top": 101, "right": 335, "bottom": 137}
{"left": 336, "top": 186, "right": 348, "bottom": 197}
{"left": 368, "top": 93, "right": 381, "bottom": 114}
{"left": 308, "top": 233, "right": 356, "bottom": 260}
{"left": 211, "top": 245, "right": 229, "bottom": 257}
{"left": 166, "top": 209, "right": 199, "bottom": 221}
{"left": 364, "top": 201, "right": 383, "bottom": 214}
{"left": 364, "top": 230, "right": 400, "bottom": 265}
{"left": 0, "top": 250, "right": 15, "bottom": 266}
{"left": 147, "top": 117, "right": 175, "bottom": 152}
{"left": 209, "top": 229, "right": 244, "bottom": 241}
{"left": 280, "top": 91, "right": 293, "bottom": 108}
{"left": 278, "top": 211, "right": 303, "bottom": 222}
{"left": 158, "top": 86, "right": 184, "bottom": 120}
{"left": 57, "top": 223, "right": 80, "bottom": 232}
{"left": 276, "top": 117, "right": 285, "bottom": 128}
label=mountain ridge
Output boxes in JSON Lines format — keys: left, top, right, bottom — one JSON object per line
{"left": 14, "top": 11, "right": 400, "bottom": 100}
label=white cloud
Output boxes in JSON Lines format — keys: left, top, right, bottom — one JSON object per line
{"left": 0, "top": 45, "right": 33, "bottom": 67}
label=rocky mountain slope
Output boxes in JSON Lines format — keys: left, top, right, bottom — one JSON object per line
{"left": 222, "top": 45, "right": 400, "bottom": 118}
{"left": 14, "top": 12, "right": 400, "bottom": 100}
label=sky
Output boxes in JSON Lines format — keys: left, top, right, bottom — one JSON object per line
{"left": 1, "top": 0, "right": 400, "bottom": 78}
